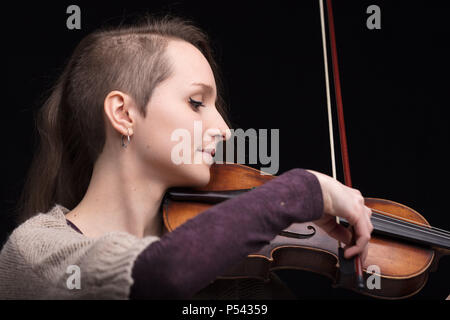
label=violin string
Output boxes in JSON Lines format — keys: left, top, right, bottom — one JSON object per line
{"left": 370, "top": 213, "right": 450, "bottom": 242}
{"left": 371, "top": 210, "right": 450, "bottom": 236}
{"left": 370, "top": 208, "right": 450, "bottom": 236}
{"left": 370, "top": 218, "right": 450, "bottom": 246}
{"left": 370, "top": 221, "right": 449, "bottom": 252}
{"left": 370, "top": 214, "right": 450, "bottom": 241}
{"left": 371, "top": 216, "right": 450, "bottom": 244}
{"left": 369, "top": 216, "right": 450, "bottom": 250}
{"left": 370, "top": 210, "right": 450, "bottom": 237}
{"left": 372, "top": 213, "right": 450, "bottom": 238}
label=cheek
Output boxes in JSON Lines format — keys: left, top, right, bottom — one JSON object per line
{"left": 139, "top": 129, "right": 211, "bottom": 186}
{"left": 138, "top": 121, "right": 179, "bottom": 166}
{"left": 136, "top": 108, "right": 198, "bottom": 167}
{"left": 134, "top": 101, "right": 211, "bottom": 186}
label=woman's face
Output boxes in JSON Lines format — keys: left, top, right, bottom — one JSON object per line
{"left": 132, "top": 39, "right": 230, "bottom": 187}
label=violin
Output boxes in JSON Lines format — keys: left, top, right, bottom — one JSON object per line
{"left": 163, "top": 0, "right": 450, "bottom": 299}
{"left": 162, "top": 162, "right": 450, "bottom": 299}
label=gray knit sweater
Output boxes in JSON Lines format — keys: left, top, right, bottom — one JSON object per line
{"left": 0, "top": 204, "right": 158, "bottom": 299}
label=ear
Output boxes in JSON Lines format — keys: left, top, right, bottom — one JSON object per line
{"left": 103, "top": 90, "right": 135, "bottom": 136}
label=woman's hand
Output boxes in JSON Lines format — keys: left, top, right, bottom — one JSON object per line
{"left": 307, "top": 170, "right": 373, "bottom": 262}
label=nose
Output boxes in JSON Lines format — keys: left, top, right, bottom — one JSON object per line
{"left": 205, "top": 126, "right": 231, "bottom": 145}
{"left": 205, "top": 115, "right": 232, "bottom": 145}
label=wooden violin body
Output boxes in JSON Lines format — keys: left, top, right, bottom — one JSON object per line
{"left": 162, "top": 163, "right": 449, "bottom": 299}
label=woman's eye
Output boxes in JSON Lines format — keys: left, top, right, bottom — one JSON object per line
{"left": 189, "top": 97, "right": 205, "bottom": 110}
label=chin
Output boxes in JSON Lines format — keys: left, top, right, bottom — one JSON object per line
{"left": 189, "top": 164, "right": 212, "bottom": 187}
{"left": 174, "top": 162, "right": 212, "bottom": 188}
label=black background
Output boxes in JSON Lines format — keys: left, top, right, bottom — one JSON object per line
{"left": 2, "top": 1, "right": 449, "bottom": 299}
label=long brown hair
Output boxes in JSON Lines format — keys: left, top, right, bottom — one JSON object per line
{"left": 15, "top": 13, "right": 231, "bottom": 225}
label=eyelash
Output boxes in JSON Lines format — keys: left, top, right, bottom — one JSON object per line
{"left": 189, "top": 97, "right": 205, "bottom": 110}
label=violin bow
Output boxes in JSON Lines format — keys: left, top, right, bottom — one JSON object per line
{"left": 319, "top": 0, "right": 365, "bottom": 289}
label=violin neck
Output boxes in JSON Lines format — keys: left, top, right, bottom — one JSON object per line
{"left": 340, "top": 214, "right": 450, "bottom": 250}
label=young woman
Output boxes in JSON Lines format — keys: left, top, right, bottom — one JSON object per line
{"left": 0, "top": 14, "right": 373, "bottom": 299}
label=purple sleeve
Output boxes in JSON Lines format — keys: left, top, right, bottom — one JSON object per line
{"left": 129, "top": 168, "right": 324, "bottom": 299}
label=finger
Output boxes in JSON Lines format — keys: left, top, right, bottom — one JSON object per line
{"left": 326, "top": 222, "right": 353, "bottom": 245}
{"left": 365, "top": 207, "right": 374, "bottom": 233}
{"left": 344, "top": 217, "right": 371, "bottom": 258}
{"left": 361, "top": 242, "right": 369, "bottom": 263}
{"left": 344, "top": 235, "right": 369, "bottom": 259}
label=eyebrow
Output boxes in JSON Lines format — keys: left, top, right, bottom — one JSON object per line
{"left": 190, "top": 82, "right": 217, "bottom": 101}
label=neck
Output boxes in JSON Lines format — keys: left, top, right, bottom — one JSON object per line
{"left": 340, "top": 213, "right": 450, "bottom": 250}
{"left": 65, "top": 150, "right": 168, "bottom": 239}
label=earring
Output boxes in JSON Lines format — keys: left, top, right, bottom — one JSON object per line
{"left": 121, "top": 128, "right": 131, "bottom": 148}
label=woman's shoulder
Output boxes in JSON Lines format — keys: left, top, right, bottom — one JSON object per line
{"left": 0, "top": 204, "right": 160, "bottom": 299}
{"left": 2, "top": 204, "right": 88, "bottom": 252}
{"left": 2, "top": 204, "right": 159, "bottom": 257}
